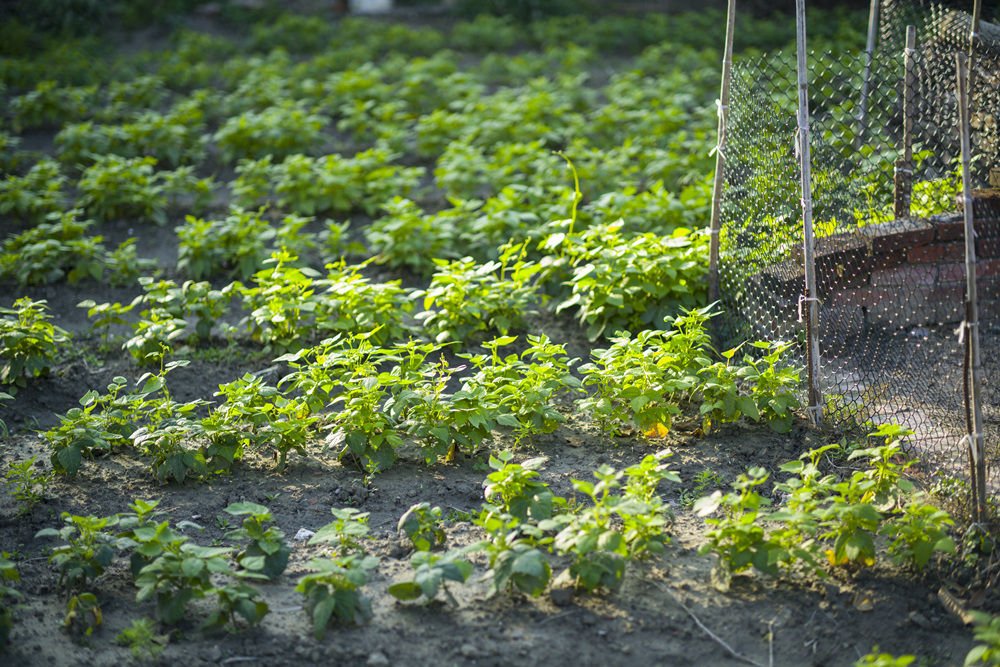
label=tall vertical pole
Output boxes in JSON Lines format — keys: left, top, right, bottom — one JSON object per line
{"left": 707, "top": 0, "right": 737, "bottom": 308}
{"left": 956, "top": 53, "right": 987, "bottom": 522}
{"left": 796, "top": 0, "right": 823, "bottom": 424}
{"left": 895, "top": 26, "right": 916, "bottom": 219}
{"left": 856, "top": 0, "right": 880, "bottom": 151}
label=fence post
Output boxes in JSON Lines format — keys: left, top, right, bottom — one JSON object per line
{"left": 956, "top": 52, "right": 988, "bottom": 523}
{"left": 707, "top": 0, "right": 736, "bottom": 308}
{"left": 795, "top": 0, "right": 823, "bottom": 425}
{"left": 855, "top": 0, "right": 880, "bottom": 151}
{"left": 894, "top": 26, "right": 915, "bottom": 218}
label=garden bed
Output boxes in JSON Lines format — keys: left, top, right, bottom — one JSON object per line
{"left": 0, "top": 5, "right": 996, "bottom": 666}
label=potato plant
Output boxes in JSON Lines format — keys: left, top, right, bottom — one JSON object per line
{"left": 0, "top": 297, "right": 71, "bottom": 394}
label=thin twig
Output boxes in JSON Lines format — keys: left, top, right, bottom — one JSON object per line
{"left": 221, "top": 658, "right": 260, "bottom": 665}
{"left": 767, "top": 618, "right": 775, "bottom": 667}
{"left": 536, "top": 610, "right": 578, "bottom": 626}
{"left": 652, "top": 580, "right": 766, "bottom": 667}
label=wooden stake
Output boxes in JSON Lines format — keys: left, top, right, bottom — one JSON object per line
{"left": 707, "top": 0, "right": 736, "bottom": 308}
{"left": 796, "top": 0, "right": 822, "bottom": 424}
{"left": 856, "top": 0, "right": 880, "bottom": 151}
{"left": 895, "top": 26, "right": 916, "bottom": 219}
{"left": 956, "top": 52, "right": 988, "bottom": 522}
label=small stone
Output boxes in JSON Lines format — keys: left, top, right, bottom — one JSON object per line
{"left": 295, "top": 528, "right": 315, "bottom": 541}
{"left": 549, "top": 568, "right": 576, "bottom": 607}
{"left": 460, "top": 644, "right": 480, "bottom": 659}
{"left": 201, "top": 645, "right": 223, "bottom": 662}
{"left": 908, "top": 611, "right": 933, "bottom": 629}
{"left": 367, "top": 651, "right": 390, "bottom": 667}
{"left": 388, "top": 540, "right": 410, "bottom": 559}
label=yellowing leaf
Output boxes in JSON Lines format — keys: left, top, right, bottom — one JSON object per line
{"left": 643, "top": 422, "right": 670, "bottom": 438}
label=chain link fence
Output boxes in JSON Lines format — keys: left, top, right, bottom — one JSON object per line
{"left": 714, "top": 0, "right": 999, "bottom": 520}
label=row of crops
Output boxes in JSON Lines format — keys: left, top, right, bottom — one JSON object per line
{"left": 5, "top": 7, "right": 997, "bottom": 664}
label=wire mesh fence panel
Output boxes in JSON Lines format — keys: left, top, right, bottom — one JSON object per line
{"left": 717, "top": 2, "right": 1000, "bottom": 518}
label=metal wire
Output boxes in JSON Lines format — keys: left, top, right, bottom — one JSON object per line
{"left": 716, "top": 0, "right": 999, "bottom": 518}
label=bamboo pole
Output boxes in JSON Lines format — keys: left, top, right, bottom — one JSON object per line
{"left": 795, "top": 0, "right": 822, "bottom": 425}
{"left": 956, "top": 52, "right": 987, "bottom": 523}
{"left": 967, "top": 0, "right": 982, "bottom": 135}
{"left": 707, "top": 0, "right": 736, "bottom": 308}
{"left": 894, "top": 26, "right": 916, "bottom": 219}
{"left": 855, "top": 0, "right": 880, "bottom": 151}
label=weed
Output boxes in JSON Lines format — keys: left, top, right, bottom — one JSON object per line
{"left": 4, "top": 456, "right": 53, "bottom": 515}
{"left": 115, "top": 618, "right": 167, "bottom": 660}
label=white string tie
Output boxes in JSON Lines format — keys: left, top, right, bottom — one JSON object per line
{"left": 798, "top": 295, "right": 820, "bottom": 323}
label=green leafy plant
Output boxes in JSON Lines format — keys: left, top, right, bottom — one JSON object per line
{"left": 0, "top": 391, "right": 11, "bottom": 437}
{"left": 0, "top": 297, "right": 72, "bottom": 394}
{"left": 44, "top": 380, "right": 147, "bottom": 477}
{"left": 321, "top": 336, "right": 407, "bottom": 473}
{"left": 222, "top": 502, "right": 291, "bottom": 579}
{"left": 543, "top": 452, "right": 676, "bottom": 593}
{"left": 679, "top": 469, "right": 724, "bottom": 508}
{"left": 295, "top": 553, "right": 379, "bottom": 639}
{"left": 308, "top": 508, "right": 371, "bottom": 557}
{"left": 129, "top": 361, "right": 209, "bottom": 483}
{"left": 35, "top": 512, "right": 126, "bottom": 636}
{"left": 0, "top": 210, "right": 107, "bottom": 285}
{"left": 474, "top": 451, "right": 559, "bottom": 597}
{"left": 700, "top": 340, "right": 802, "bottom": 434}
{"left": 392, "top": 348, "right": 496, "bottom": 464}
{"left": 387, "top": 545, "right": 478, "bottom": 605}
{"left": 236, "top": 250, "right": 322, "bottom": 354}
{"left": 546, "top": 218, "right": 708, "bottom": 341}
{"left": 115, "top": 618, "right": 167, "bottom": 660}
{"left": 364, "top": 197, "right": 459, "bottom": 276}
{"left": 4, "top": 455, "right": 53, "bottom": 515}
{"left": 460, "top": 334, "right": 583, "bottom": 445}
{"left": 967, "top": 613, "right": 1000, "bottom": 666}
{"left": 695, "top": 468, "right": 788, "bottom": 589}
{"left": 578, "top": 306, "right": 713, "bottom": 437}
{"left": 483, "top": 451, "right": 562, "bottom": 524}
{"left": 10, "top": 80, "right": 96, "bottom": 131}
{"left": 854, "top": 649, "right": 916, "bottom": 666}
{"left": 126, "top": 515, "right": 268, "bottom": 630}
{"left": 176, "top": 207, "right": 312, "bottom": 280}
{"left": 76, "top": 155, "right": 168, "bottom": 225}
{"left": 414, "top": 241, "right": 541, "bottom": 343}
{"left": 880, "top": 496, "right": 956, "bottom": 570}
{"left": 0, "top": 554, "right": 23, "bottom": 651}
{"left": 397, "top": 503, "right": 447, "bottom": 552}
{"left": 214, "top": 103, "right": 330, "bottom": 163}
{"left": 207, "top": 371, "right": 317, "bottom": 472}
{"left": 0, "top": 158, "right": 66, "bottom": 220}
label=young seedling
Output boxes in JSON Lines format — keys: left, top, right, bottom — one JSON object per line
{"left": 397, "top": 503, "right": 446, "bottom": 552}
{"left": 388, "top": 545, "right": 481, "bottom": 606}
{"left": 4, "top": 455, "right": 53, "bottom": 515}
{"left": 223, "top": 502, "right": 291, "bottom": 579}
